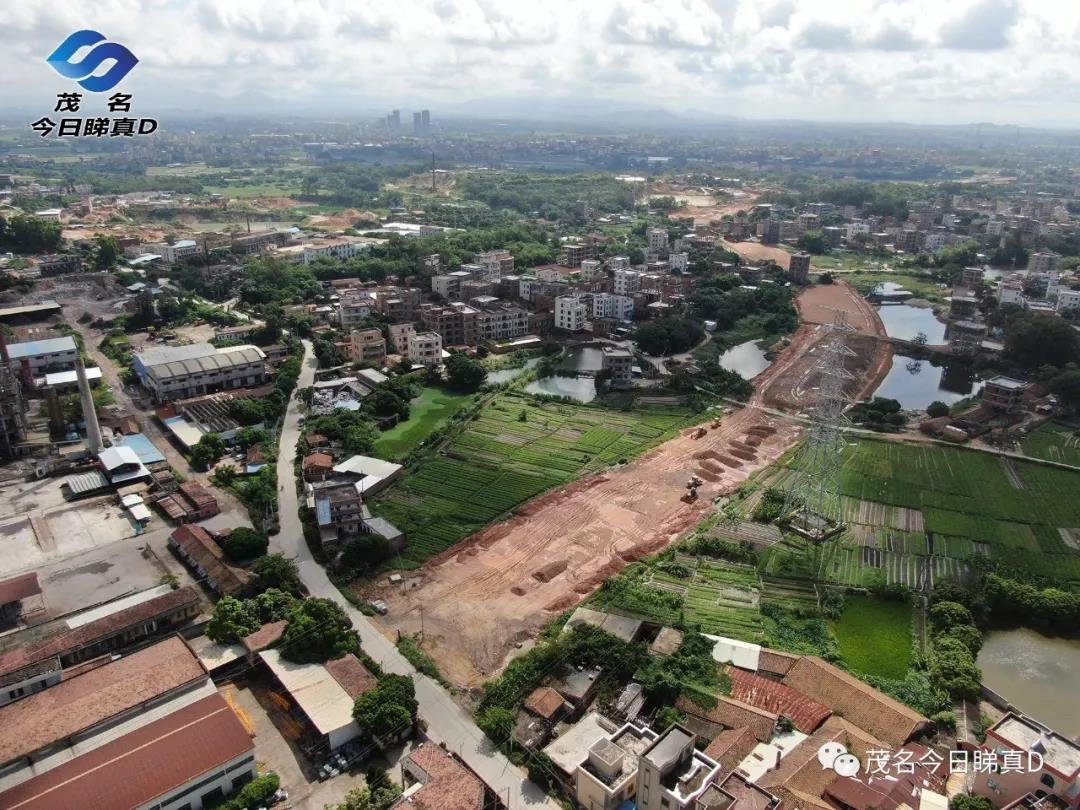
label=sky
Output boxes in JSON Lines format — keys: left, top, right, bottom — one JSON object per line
{"left": 3, "top": 0, "right": 1080, "bottom": 128}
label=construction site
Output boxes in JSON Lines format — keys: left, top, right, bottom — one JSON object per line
{"left": 365, "top": 281, "right": 893, "bottom": 689}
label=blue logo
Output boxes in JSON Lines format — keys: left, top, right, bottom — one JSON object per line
{"left": 46, "top": 30, "right": 138, "bottom": 92}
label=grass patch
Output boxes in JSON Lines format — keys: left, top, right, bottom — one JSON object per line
{"left": 372, "top": 387, "right": 474, "bottom": 460}
{"left": 832, "top": 595, "right": 912, "bottom": 679}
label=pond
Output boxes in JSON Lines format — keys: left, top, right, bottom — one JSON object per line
{"left": 525, "top": 376, "right": 597, "bottom": 403}
{"left": 978, "top": 628, "right": 1080, "bottom": 737}
{"left": 871, "top": 354, "right": 983, "bottom": 410}
{"left": 718, "top": 340, "right": 772, "bottom": 379}
{"left": 877, "top": 303, "right": 947, "bottom": 343}
{"left": 560, "top": 346, "right": 606, "bottom": 374}
{"left": 485, "top": 358, "right": 539, "bottom": 385}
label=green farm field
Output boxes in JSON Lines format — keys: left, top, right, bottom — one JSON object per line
{"left": 372, "top": 387, "right": 474, "bottom": 461}
{"left": 832, "top": 595, "right": 912, "bottom": 679}
{"left": 1022, "top": 421, "right": 1080, "bottom": 467}
{"left": 371, "top": 391, "right": 703, "bottom": 567}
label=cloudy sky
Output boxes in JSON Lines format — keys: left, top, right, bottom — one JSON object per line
{"left": 3, "top": 0, "right": 1080, "bottom": 127}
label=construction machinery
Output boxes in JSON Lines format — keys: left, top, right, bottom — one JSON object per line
{"left": 682, "top": 474, "right": 702, "bottom": 503}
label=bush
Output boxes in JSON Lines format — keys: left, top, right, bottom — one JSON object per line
{"left": 214, "top": 773, "right": 280, "bottom": 810}
{"left": 206, "top": 596, "right": 260, "bottom": 644}
{"left": 926, "top": 400, "right": 950, "bottom": 417}
{"left": 279, "top": 598, "right": 359, "bottom": 663}
{"left": 220, "top": 527, "right": 268, "bottom": 562}
{"left": 930, "top": 710, "right": 957, "bottom": 733}
{"left": 352, "top": 674, "right": 417, "bottom": 739}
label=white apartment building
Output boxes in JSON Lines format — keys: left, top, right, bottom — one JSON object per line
{"left": 998, "top": 278, "right": 1027, "bottom": 306}
{"left": 591, "top": 293, "right": 635, "bottom": 321}
{"left": 923, "top": 232, "right": 949, "bottom": 252}
{"left": 476, "top": 250, "right": 514, "bottom": 279}
{"left": 555, "top": 296, "right": 588, "bottom": 332}
{"left": 669, "top": 252, "right": 689, "bottom": 273}
{"left": 478, "top": 304, "right": 529, "bottom": 341}
{"left": 406, "top": 331, "right": 442, "bottom": 366}
{"left": 431, "top": 270, "right": 473, "bottom": 299}
{"left": 579, "top": 259, "right": 603, "bottom": 280}
{"left": 845, "top": 221, "right": 871, "bottom": 239}
{"left": 1056, "top": 289, "right": 1080, "bottom": 313}
{"left": 301, "top": 238, "right": 373, "bottom": 264}
{"left": 614, "top": 269, "right": 643, "bottom": 296}
{"left": 609, "top": 256, "right": 631, "bottom": 271}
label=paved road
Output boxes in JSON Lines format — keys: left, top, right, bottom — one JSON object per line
{"left": 269, "top": 341, "right": 558, "bottom": 810}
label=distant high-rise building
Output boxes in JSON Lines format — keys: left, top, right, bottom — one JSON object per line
{"left": 413, "top": 112, "right": 423, "bottom": 134}
{"left": 789, "top": 251, "right": 811, "bottom": 285}
{"left": 388, "top": 109, "right": 401, "bottom": 131}
{"left": 421, "top": 109, "right": 430, "bottom": 130}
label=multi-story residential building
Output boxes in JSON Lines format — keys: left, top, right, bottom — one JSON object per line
{"left": 338, "top": 293, "right": 376, "bottom": 329}
{"left": 634, "top": 725, "right": 722, "bottom": 810}
{"left": 972, "top": 712, "right": 1080, "bottom": 810}
{"left": 388, "top": 323, "right": 415, "bottom": 355}
{"left": 982, "top": 376, "right": 1031, "bottom": 413}
{"left": 132, "top": 343, "right": 267, "bottom": 402}
{"left": 564, "top": 242, "right": 592, "bottom": 267}
{"left": 579, "top": 259, "right": 603, "bottom": 280}
{"left": 896, "top": 229, "right": 922, "bottom": 253}
{"left": 1028, "top": 251, "right": 1059, "bottom": 275}
{"left": 590, "top": 293, "right": 635, "bottom": 322}
{"left": 276, "top": 237, "right": 378, "bottom": 265}
{"left": 647, "top": 228, "right": 669, "bottom": 257}
{"left": 949, "top": 293, "right": 979, "bottom": 320}
{"left": 962, "top": 266, "right": 985, "bottom": 288}
{"left": 431, "top": 270, "right": 473, "bottom": 299}
{"left": 796, "top": 212, "right": 820, "bottom": 233}
{"left": 575, "top": 723, "right": 658, "bottom": 810}
{"left": 420, "top": 302, "right": 479, "bottom": 346}
{"left": 555, "top": 296, "right": 588, "bottom": 332}
{"left": 377, "top": 286, "right": 421, "bottom": 323}
{"left": 312, "top": 481, "right": 365, "bottom": 544}
{"left": 947, "top": 320, "right": 987, "bottom": 356}
{"left": 601, "top": 347, "right": 634, "bottom": 385}
{"left": 406, "top": 331, "right": 442, "bottom": 366}
{"left": 418, "top": 253, "right": 441, "bottom": 277}
{"left": 614, "top": 269, "right": 643, "bottom": 296}
{"left": 922, "top": 231, "right": 949, "bottom": 252}
{"left": 476, "top": 249, "right": 514, "bottom": 279}
{"left": 760, "top": 219, "right": 781, "bottom": 245}
{"left": 788, "top": 252, "right": 811, "bottom": 285}
{"left": 1057, "top": 289, "right": 1080, "bottom": 313}
{"left": 609, "top": 256, "right": 631, "bottom": 271}
{"left": 348, "top": 329, "right": 386, "bottom": 365}
{"left": 668, "top": 252, "right": 689, "bottom": 273}
{"left": 476, "top": 302, "right": 530, "bottom": 342}
{"left": 998, "top": 277, "right": 1027, "bottom": 306}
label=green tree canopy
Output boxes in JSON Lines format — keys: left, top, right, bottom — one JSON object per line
{"left": 279, "top": 598, "right": 359, "bottom": 663}
{"left": 206, "top": 596, "right": 261, "bottom": 644}
{"left": 445, "top": 353, "right": 487, "bottom": 391}
{"left": 220, "top": 527, "right": 268, "bottom": 562}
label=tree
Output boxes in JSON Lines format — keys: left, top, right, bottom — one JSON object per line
{"left": 929, "top": 635, "right": 982, "bottom": 699}
{"left": 190, "top": 432, "right": 226, "bottom": 471}
{"left": 206, "top": 596, "right": 260, "bottom": 644}
{"left": 250, "top": 553, "right": 303, "bottom": 595}
{"left": 1050, "top": 369, "right": 1080, "bottom": 414}
{"left": 926, "top": 400, "right": 950, "bottom": 418}
{"left": 252, "top": 587, "right": 299, "bottom": 622}
{"left": 634, "top": 317, "right": 705, "bottom": 356}
{"left": 950, "top": 796, "right": 992, "bottom": 810}
{"left": 929, "top": 601, "right": 974, "bottom": 632}
{"left": 796, "top": 230, "right": 828, "bottom": 255}
{"left": 280, "top": 598, "right": 359, "bottom": 663}
{"left": 220, "top": 527, "right": 269, "bottom": 562}
{"left": 1004, "top": 317, "right": 1080, "bottom": 369}
{"left": 93, "top": 235, "right": 120, "bottom": 271}
{"left": 476, "top": 706, "right": 515, "bottom": 744}
{"left": 352, "top": 674, "right": 417, "bottom": 739}
{"left": 445, "top": 352, "right": 487, "bottom": 391}
{"left": 328, "top": 784, "right": 402, "bottom": 810}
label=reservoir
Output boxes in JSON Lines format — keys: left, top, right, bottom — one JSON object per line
{"left": 485, "top": 358, "right": 539, "bottom": 385}
{"left": 560, "top": 346, "right": 606, "bottom": 374}
{"left": 978, "top": 628, "right": 1080, "bottom": 737}
{"left": 877, "top": 303, "right": 947, "bottom": 344}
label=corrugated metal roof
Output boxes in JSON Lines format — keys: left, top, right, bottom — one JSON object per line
{"left": 7, "top": 336, "right": 76, "bottom": 359}
{"left": 259, "top": 650, "right": 358, "bottom": 737}
{"left": 63, "top": 471, "right": 109, "bottom": 495}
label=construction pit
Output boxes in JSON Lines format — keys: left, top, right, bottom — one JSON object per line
{"left": 363, "top": 281, "right": 892, "bottom": 689}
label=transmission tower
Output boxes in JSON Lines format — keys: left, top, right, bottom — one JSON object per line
{"left": 782, "top": 312, "right": 856, "bottom": 538}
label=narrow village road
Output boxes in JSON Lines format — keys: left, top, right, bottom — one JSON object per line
{"left": 269, "top": 341, "right": 558, "bottom": 810}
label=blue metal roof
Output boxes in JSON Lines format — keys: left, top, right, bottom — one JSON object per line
{"left": 115, "top": 433, "right": 166, "bottom": 465}
{"left": 7, "top": 336, "right": 76, "bottom": 358}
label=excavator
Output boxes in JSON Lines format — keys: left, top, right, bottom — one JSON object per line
{"left": 681, "top": 474, "right": 703, "bottom": 503}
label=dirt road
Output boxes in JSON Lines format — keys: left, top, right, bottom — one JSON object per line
{"left": 364, "top": 282, "right": 891, "bottom": 688}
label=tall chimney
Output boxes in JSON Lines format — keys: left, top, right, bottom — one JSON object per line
{"left": 76, "top": 358, "right": 103, "bottom": 454}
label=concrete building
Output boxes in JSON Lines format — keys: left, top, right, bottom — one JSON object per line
{"left": 338, "top": 294, "right": 376, "bottom": 329}
{"left": 1028, "top": 251, "right": 1059, "bottom": 275}
{"left": 168, "top": 524, "right": 251, "bottom": 597}
{"left": 949, "top": 293, "right": 979, "bottom": 320}
{"left": 788, "top": 252, "right": 811, "bottom": 285}
{"left": 33, "top": 209, "right": 62, "bottom": 223}
{"left": 634, "top": 725, "right": 722, "bottom": 809}
{"left": 982, "top": 376, "right": 1031, "bottom": 413}
{"left": 609, "top": 256, "right": 631, "bottom": 271}
{"left": 614, "top": 269, "right": 643, "bottom": 296}
{"left": 760, "top": 219, "right": 781, "bottom": 245}
{"left": 564, "top": 242, "right": 591, "bottom": 267}
{"left": 669, "top": 252, "right": 689, "bottom": 273}
{"left": 591, "top": 293, "right": 635, "bottom": 322}
{"left": 387, "top": 323, "right": 414, "bottom": 355}
{"left": 420, "top": 302, "right": 479, "bottom": 347}
{"left": 962, "top": 266, "right": 985, "bottom": 288}
{"left": 347, "top": 328, "right": 386, "bottom": 365}
{"left": 312, "top": 481, "right": 365, "bottom": 543}
{"left": 6, "top": 336, "right": 78, "bottom": 373}
{"left": 602, "top": 346, "right": 634, "bottom": 385}
{"left": 476, "top": 302, "right": 529, "bottom": 342}
{"left": 432, "top": 270, "right": 473, "bottom": 299}
{"left": 132, "top": 343, "right": 267, "bottom": 402}
{"left": 972, "top": 712, "right": 1080, "bottom": 810}
{"left": 647, "top": 227, "right": 669, "bottom": 256}
{"left": 406, "top": 331, "right": 442, "bottom": 366}
{"left": 395, "top": 742, "right": 486, "bottom": 810}
{"left": 555, "top": 296, "right": 588, "bottom": 332}
{"left": 476, "top": 249, "right": 514, "bottom": 279}
{"left": 575, "top": 723, "right": 658, "bottom": 810}
{"left": 947, "top": 320, "right": 987, "bottom": 356}
{"left": 1056, "top": 289, "right": 1080, "bottom": 313}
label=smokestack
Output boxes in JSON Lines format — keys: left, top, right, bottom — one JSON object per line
{"left": 76, "top": 358, "right": 103, "bottom": 454}
{"left": 45, "top": 387, "right": 65, "bottom": 435}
